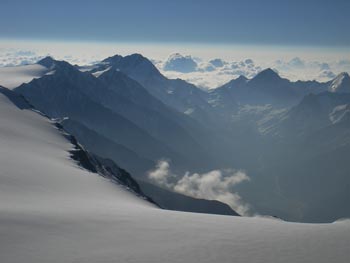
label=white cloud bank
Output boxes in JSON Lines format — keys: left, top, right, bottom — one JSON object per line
{"left": 0, "top": 49, "right": 44, "bottom": 67}
{"left": 0, "top": 47, "right": 101, "bottom": 68}
{"left": 155, "top": 54, "right": 262, "bottom": 89}
{"left": 163, "top": 53, "right": 198, "bottom": 73}
{"left": 156, "top": 54, "right": 350, "bottom": 89}
{"left": 148, "top": 160, "right": 251, "bottom": 216}
{"left": 1, "top": 46, "right": 349, "bottom": 90}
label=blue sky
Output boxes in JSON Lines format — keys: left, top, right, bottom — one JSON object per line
{"left": 1, "top": 0, "right": 349, "bottom": 46}
{"left": 1, "top": 0, "right": 349, "bottom": 86}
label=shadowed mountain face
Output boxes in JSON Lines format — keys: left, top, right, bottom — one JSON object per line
{"left": 2, "top": 83, "right": 240, "bottom": 217}
{"left": 273, "top": 92, "right": 350, "bottom": 139}
{"left": 60, "top": 118, "right": 156, "bottom": 176}
{"left": 15, "top": 58, "right": 218, "bottom": 175}
{"left": 241, "top": 91, "right": 350, "bottom": 222}
{"left": 212, "top": 68, "right": 329, "bottom": 107}
{"left": 91, "top": 54, "right": 218, "bottom": 125}
{"left": 8, "top": 54, "right": 350, "bottom": 222}
{"left": 16, "top": 61, "right": 180, "bottom": 164}
{"left": 96, "top": 69, "right": 212, "bottom": 165}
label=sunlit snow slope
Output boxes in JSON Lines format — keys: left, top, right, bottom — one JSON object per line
{"left": 0, "top": 88, "right": 349, "bottom": 263}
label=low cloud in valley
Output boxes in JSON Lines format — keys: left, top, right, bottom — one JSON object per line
{"left": 148, "top": 160, "right": 252, "bottom": 216}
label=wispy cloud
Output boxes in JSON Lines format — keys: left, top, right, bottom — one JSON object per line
{"left": 148, "top": 160, "right": 252, "bottom": 216}
{"left": 148, "top": 159, "right": 174, "bottom": 188}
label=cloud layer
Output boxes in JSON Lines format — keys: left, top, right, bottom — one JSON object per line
{"left": 163, "top": 53, "right": 198, "bottom": 73}
{"left": 148, "top": 160, "right": 251, "bottom": 216}
{"left": 1, "top": 48, "right": 349, "bottom": 91}
{"left": 155, "top": 54, "right": 262, "bottom": 89}
{"left": 156, "top": 54, "right": 350, "bottom": 90}
{"left": 0, "top": 48, "right": 101, "bottom": 68}
{"left": 0, "top": 49, "right": 44, "bottom": 67}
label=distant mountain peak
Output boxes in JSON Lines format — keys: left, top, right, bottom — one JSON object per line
{"left": 248, "top": 68, "right": 285, "bottom": 86}
{"left": 37, "top": 56, "right": 56, "bottom": 68}
{"left": 256, "top": 68, "right": 280, "bottom": 79}
{"left": 236, "top": 75, "right": 248, "bottom": 81}
{"left": 338, "top": 72, "right": 350, "bottom": 78}
{"left": 36, "top": 57, "right": 82, "bottom": 79}
{"left": 102, "top": 54, "right": 123, "bottom": 64}
{"left": 102, "top": 53, "right": 155, "bottom": 69}
{"left": 127, "top": 53, "right": 147, "bottom": 59}
{"left": 123, "top": 53, "right": 150, "bottom": 64}
{"left": 225, "top": 75, "right": 248, "bottom": 87}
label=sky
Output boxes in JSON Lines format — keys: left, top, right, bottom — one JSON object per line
{"left": 1, "top": 0, "right": 349, "bottom": 46}
{"left": 0, "top": 0, "right": 349, "bottom": 88}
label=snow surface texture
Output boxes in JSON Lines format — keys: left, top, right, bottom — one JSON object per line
{"left": 0, "top": 90, "right": 350, "bottom": 262}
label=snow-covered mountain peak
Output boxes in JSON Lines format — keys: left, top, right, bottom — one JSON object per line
{"left": 329, "top": 72, "right": 350, "bottom": 93}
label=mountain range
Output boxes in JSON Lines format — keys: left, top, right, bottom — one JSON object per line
{"left": 0, "top": 54, "right": 349, "bottom": 222}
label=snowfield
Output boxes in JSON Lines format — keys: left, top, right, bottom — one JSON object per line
{"left": 0, "top": 86, "right": 349, "bottom": 262}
